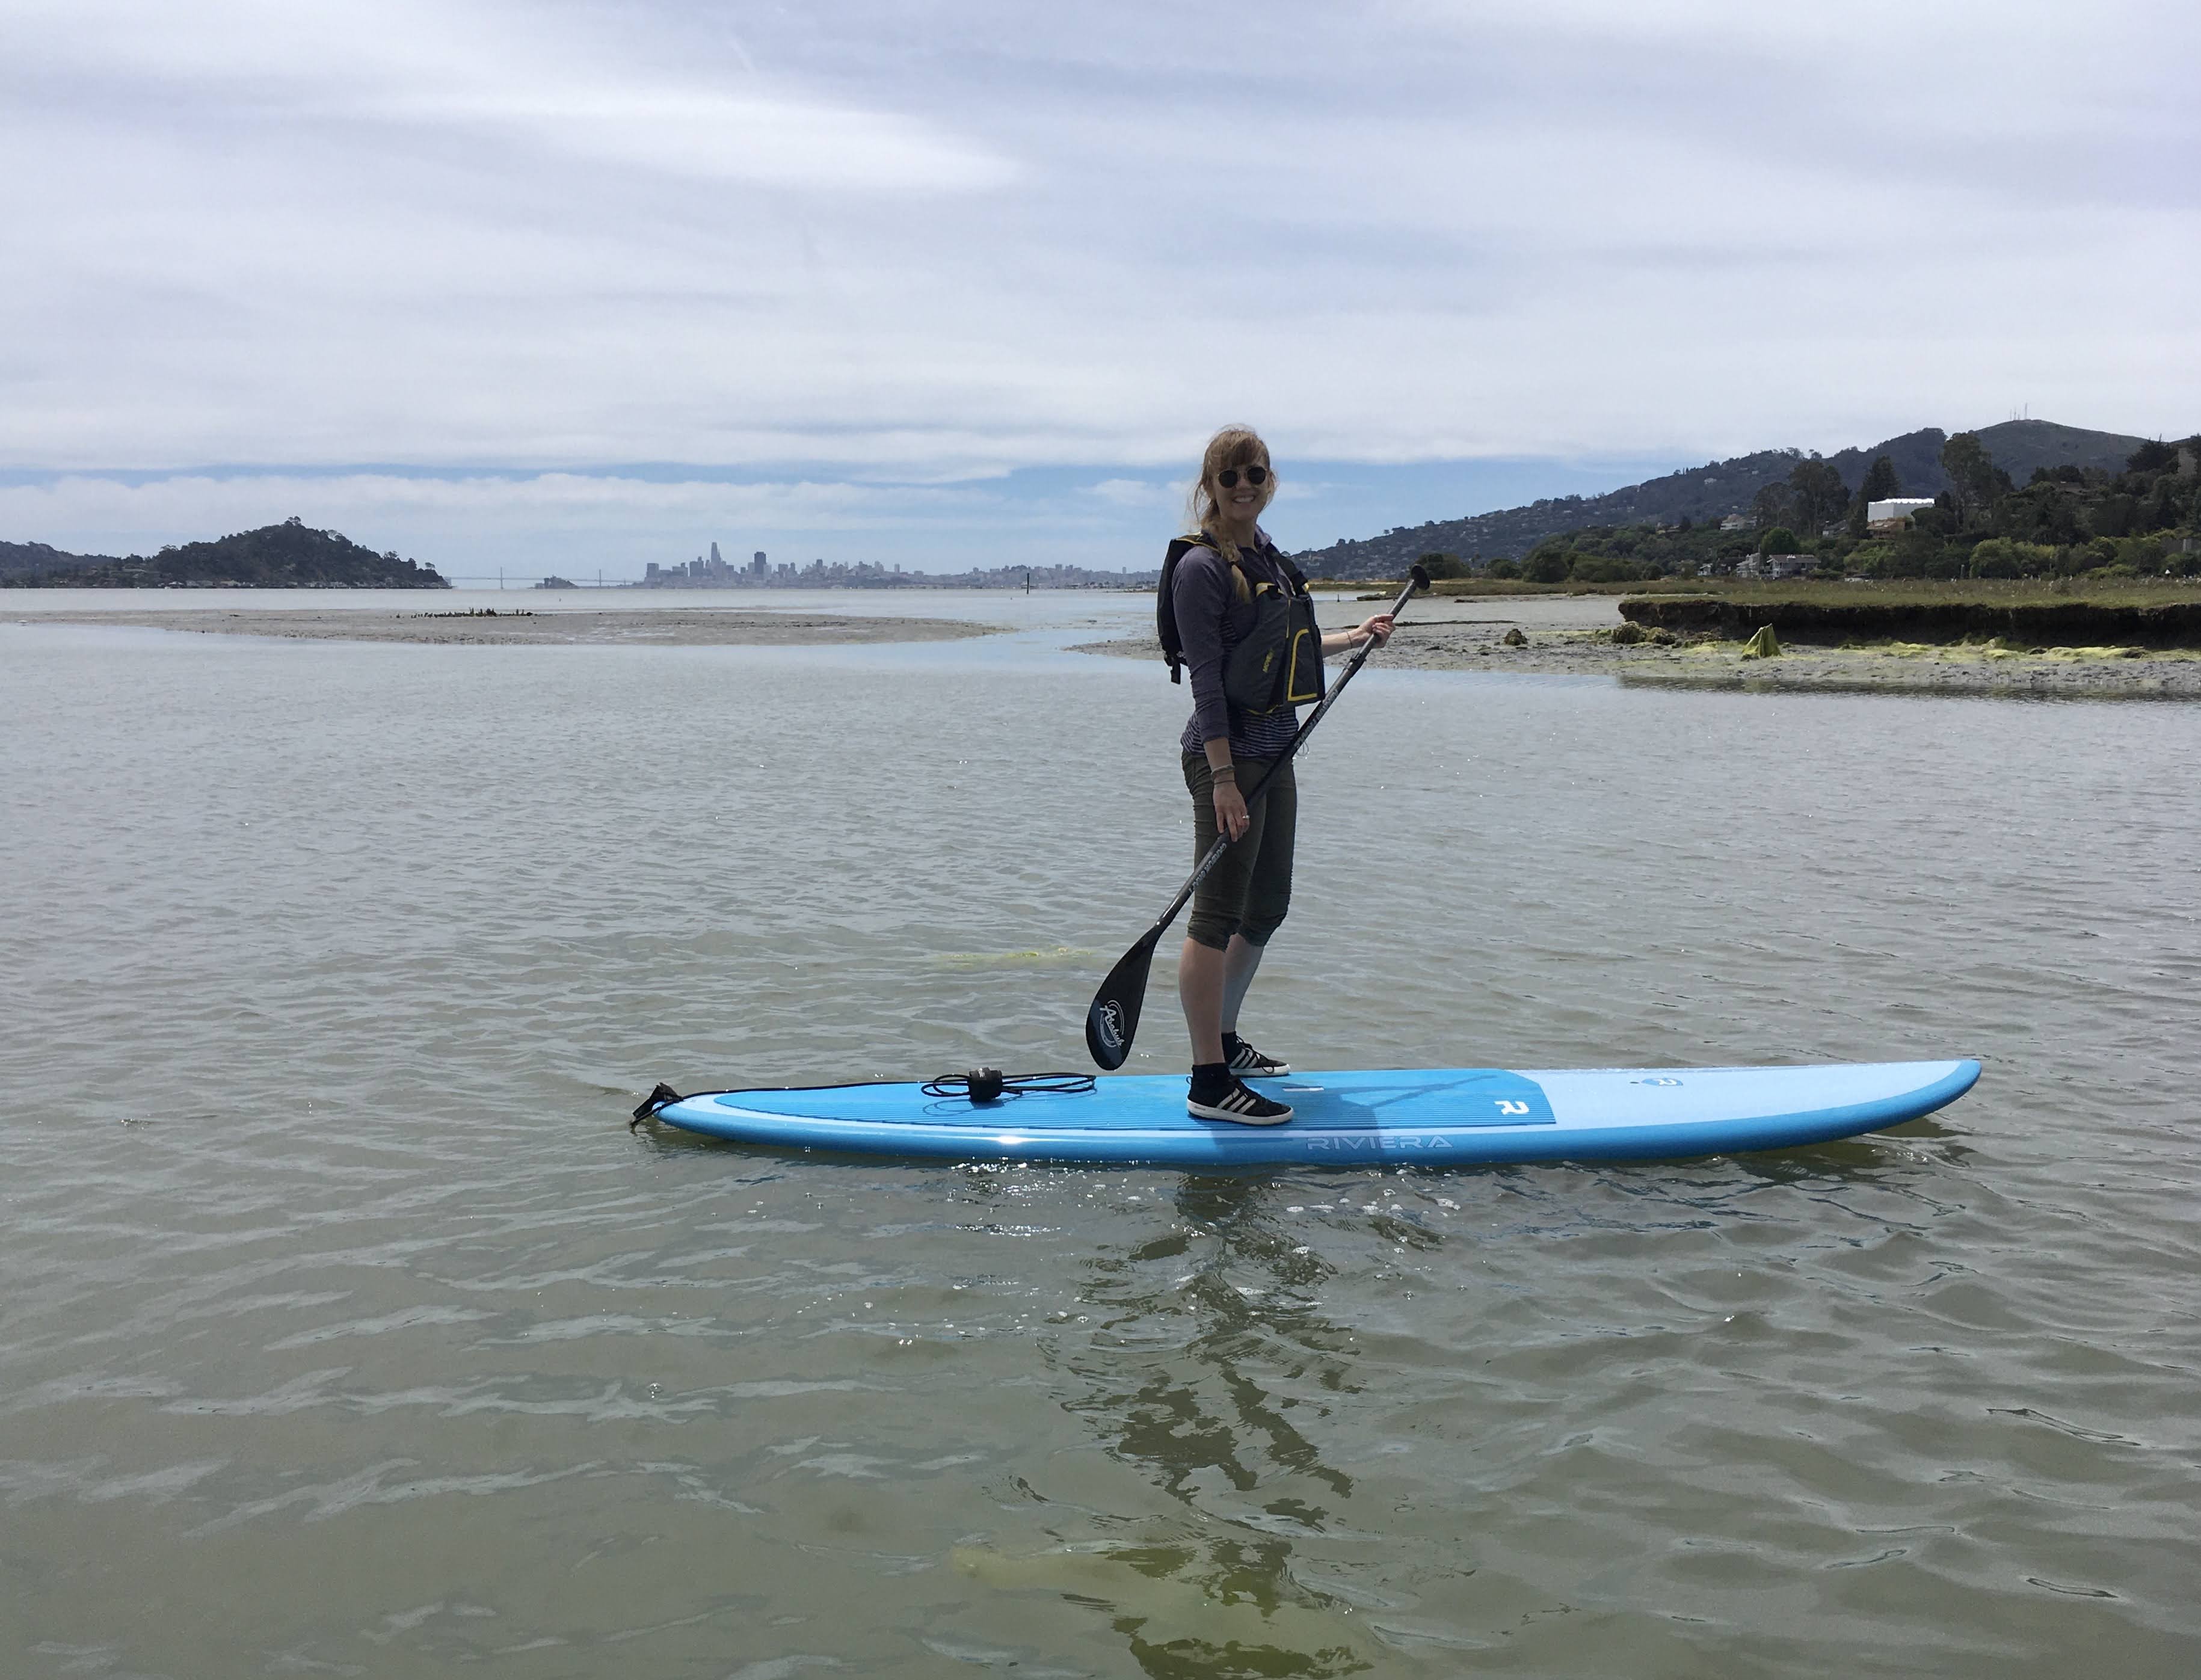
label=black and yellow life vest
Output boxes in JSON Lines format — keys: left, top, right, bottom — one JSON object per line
{"left": 1157, "top": 532, "right": 1325, "bottom": 715}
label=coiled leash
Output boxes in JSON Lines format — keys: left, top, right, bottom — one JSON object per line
{"left": 920, "top": 1068, "right": 1095, "bottom": 1103}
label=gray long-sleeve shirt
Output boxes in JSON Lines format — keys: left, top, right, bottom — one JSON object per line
{"left": 1173, "top": 530, "right": 1302, "bottom": 759}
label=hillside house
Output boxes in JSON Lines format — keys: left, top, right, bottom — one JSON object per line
{"left": 1867, "top": 497, "right": 1938, "bottom": 533}
{"left": 1733, "top": 552, "right": 1814, "bottom": 580}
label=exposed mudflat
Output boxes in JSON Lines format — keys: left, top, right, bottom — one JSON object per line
{"left": 14, "top": 606, "right": 994, "bottom": 646}
{"left": 1087, "top": 611, "right": 2201, "bottom": 698}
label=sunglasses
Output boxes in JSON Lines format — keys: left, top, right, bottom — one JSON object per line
{"left": 1216, "top": 465, "right": 1270, "bottom": 489}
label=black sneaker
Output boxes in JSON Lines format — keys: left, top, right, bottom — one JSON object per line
{"left": 1188, "top": 1074, "right": 1294, "bottom": 1126}
{"left": 1224, "top": 1033, "right": 1290, "bottom": 1078}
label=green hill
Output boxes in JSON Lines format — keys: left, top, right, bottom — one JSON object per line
{"left": 1298, "top": 419, "right": 2161, "bottom": 578}
{"left": 3, "top": 518, "right": 449, "bottom": 588}
{"left": 1968, "top": 419, "right": 2149, "bottom": 479}
{"left": 0, "top": 539, "right": 115, "bottom": 582}
{"left": 1415, "top": 431, "right": 2196, "bottom": 586}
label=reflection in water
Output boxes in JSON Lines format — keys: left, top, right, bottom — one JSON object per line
{"left": 953, "top": 1545, "right": 1371, "bottom": 1676}
{"left": 1014, "top": 1175, "right": 1388, "bottom": 1677}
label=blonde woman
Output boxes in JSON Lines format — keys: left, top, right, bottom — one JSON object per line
{"left": 1168, "top": 427, "right": 1393, "bottom": 1124}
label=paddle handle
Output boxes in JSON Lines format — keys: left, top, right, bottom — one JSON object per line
{"left": 1147, "top": 565, "right": 1429, "bottom": 937}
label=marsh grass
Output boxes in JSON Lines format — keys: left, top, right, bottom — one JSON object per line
{"left": 1393, "top": 576, "right": 2201, "bottom": 608}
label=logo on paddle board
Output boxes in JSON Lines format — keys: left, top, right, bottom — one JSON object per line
{"left": 1307, "top": 1134, "right": 1455, "bottom": 1152}
{"left": 1092, "top": 1001, "right": 1125, "bottom": 1053}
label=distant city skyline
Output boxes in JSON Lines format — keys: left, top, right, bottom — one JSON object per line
{"left": 633, "top": 544, "right": 1150, "bottom": 589}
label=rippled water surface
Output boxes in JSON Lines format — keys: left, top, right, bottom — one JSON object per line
{"left": 4, "top": 595, "right": 2197, "bottom": 1678}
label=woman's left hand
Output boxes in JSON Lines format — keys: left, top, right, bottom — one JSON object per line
{"left": 1356, "top": 613, "right": 1395, "bottom": 648}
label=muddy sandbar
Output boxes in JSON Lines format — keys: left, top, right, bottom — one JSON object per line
{"left": 16, "top": 606, "right": 993, "bottom": 647}
{"left": 1082, "top": 614, "right": 2201, "bottom": 699}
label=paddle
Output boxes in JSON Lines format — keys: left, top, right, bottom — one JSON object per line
{"left": 1084, "top": 564, "right": 1432, "bottom": 1069}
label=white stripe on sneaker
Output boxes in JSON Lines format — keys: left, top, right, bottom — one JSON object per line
{"left": 1187, "top": 1078, "right": 1294, "bottom": 1126}
{"left": 1225, "top": 1039, "right": 1291, "bottom": 1077}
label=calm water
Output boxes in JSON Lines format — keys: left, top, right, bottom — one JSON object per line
{"left": 3, "top": 594, "right": 2197, "bottom": 1677}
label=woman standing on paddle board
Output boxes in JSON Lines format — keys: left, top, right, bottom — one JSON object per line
{"left": 1169, "top": 427, "right": 1393, "bottom": 1124}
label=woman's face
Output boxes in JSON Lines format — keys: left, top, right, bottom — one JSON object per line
{"left": 1211, "top": 457, "right": 1271, "bottom": 523}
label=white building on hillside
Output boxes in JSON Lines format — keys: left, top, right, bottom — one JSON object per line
{"left": 1734, "top": 552, "right": 1815, "bottom": 580}
{"left": 1867, "top": 498, "right": 1938, "bottom": 526}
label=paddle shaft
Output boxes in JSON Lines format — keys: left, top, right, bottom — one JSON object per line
{"left": 1139, "top": 566, "right": 1427, "bottom": 943}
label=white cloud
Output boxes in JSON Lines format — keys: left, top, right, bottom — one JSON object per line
{"left": 0, "top": 0, "right": 2191, "bottom": 525}
{"left": 1083, "top": 478, "right": 1178, "bottom": 508}
{"left": 6, "top": 1, "right": 1014, "bottom": 191}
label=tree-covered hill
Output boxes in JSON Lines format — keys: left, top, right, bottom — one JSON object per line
{"left": 1, "top": 539, "right": 116, "bottom": 582}
{"left": 1959, "top": 419, "right": 2147, "bottom": 481}
{"left": 1429, "top": 432, "right": 2198, "bottom": 586}
{"left": 1296, "top": 419, "right": 2154, "bottom": 578}
{"left": 3, "top": 518, "right": 448, "bottom": 588}
{"left": 1295, "top": 445, "right": 1812, "bottom": 578}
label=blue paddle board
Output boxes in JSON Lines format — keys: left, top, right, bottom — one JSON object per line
{"left": 651, "top": 1059, "right": 1979, "bottom": 1166}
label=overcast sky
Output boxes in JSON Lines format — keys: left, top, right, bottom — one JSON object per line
{"left": 4, "top": 0, "right": 2193, "bottom": 576}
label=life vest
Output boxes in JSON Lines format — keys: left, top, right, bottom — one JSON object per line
{"left": 1157, "top": 532, "right": 1325, "bottom": 715}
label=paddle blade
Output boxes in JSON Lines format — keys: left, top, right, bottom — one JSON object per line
{"left": 1085, "top": 931, "right": 1160, "bottom": 1069}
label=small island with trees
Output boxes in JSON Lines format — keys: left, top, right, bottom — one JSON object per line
{"left": 1, "top": 518, "right": 449, "bottom": 589}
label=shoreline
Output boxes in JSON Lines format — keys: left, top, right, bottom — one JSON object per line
{"left": 8, "top": 606, "right": 996, "bottom": 647}
{"left": 23, "top": 599, "right": 2197, "bottom": 694}
{"left": 1078, "top": 626, "right": 2201, "bottom": 698}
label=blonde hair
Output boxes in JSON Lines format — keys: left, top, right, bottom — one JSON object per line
{"left": 1185, "top": 426, "right": 1276, "bottom": 576}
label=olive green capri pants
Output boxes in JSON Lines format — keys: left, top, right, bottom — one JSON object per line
{"left": 1182, "top": 752, "right": 1296, "bottom": 952}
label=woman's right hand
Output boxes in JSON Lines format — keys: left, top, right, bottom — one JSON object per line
{"left": 1213, "top": 779, "right": 1250, "bottom": 842}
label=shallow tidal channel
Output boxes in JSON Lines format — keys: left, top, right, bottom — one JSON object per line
{"left": 3, "top": 593, "right": 2197, "bottom": 1677}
